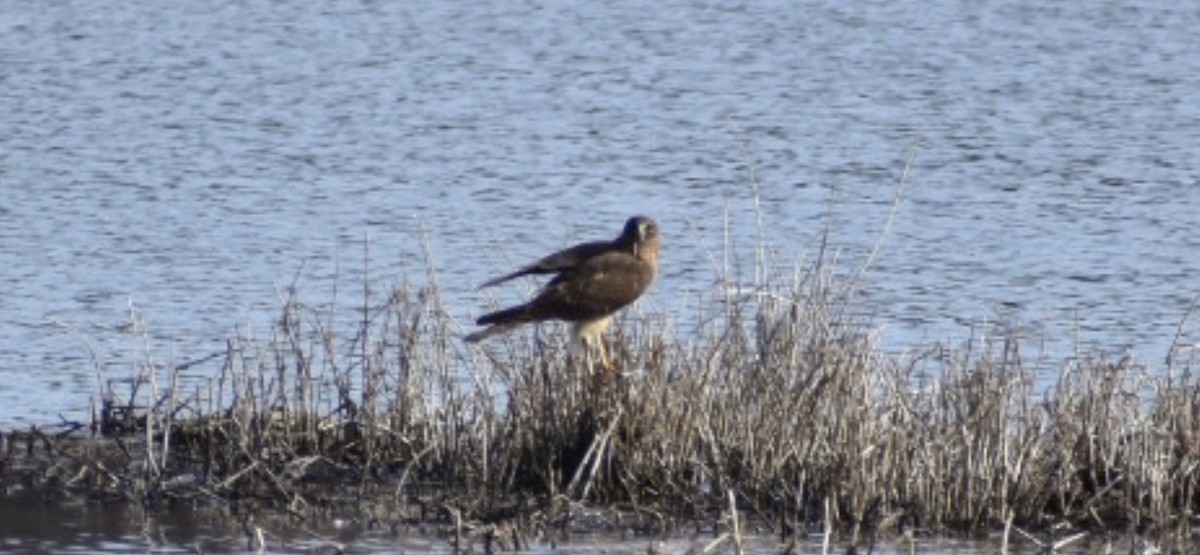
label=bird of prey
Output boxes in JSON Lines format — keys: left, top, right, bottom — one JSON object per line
{"left": 465, "top": 216, "right": 661, "bottom": 371}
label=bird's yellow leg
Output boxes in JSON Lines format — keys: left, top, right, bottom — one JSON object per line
{"left": 582, "top": 337, "right": 596, "bottom": 376}
{"left": 572, "top": 333, "right": 597, "bottom": 376}
{"left": 597, "top": 337, "right": 610, "bottom": 373}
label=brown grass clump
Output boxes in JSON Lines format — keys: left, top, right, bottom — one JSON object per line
{"left": 5, "top": 241, "right": 1199, "bottom": 553}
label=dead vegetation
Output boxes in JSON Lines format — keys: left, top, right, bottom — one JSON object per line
{"left": 4, "top": 244, "right": 1199, "bottom": 554}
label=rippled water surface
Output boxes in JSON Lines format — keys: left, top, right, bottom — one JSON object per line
{"left": 3, "top": 0, "right": 1199, "bottom": 436}
{"left": 0, "top": 497, "right": 1125, "bottom": 555}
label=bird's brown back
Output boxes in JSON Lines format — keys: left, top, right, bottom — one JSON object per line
{"left": 527, "top": 249, "right": 656, "bottom": 322}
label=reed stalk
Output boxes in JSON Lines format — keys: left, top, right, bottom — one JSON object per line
{"left": 11, "top": 230, "right": 1198, "bottom": 554}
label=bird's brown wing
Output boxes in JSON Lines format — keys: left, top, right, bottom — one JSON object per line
{"left": 526, "top": 251, "right": 656, "bottom": 322}
{"left": 479, "top": 240, "right": 613, "bottom": 288}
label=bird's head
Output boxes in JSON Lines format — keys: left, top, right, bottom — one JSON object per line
{"left": 622, "top": 216, "right": 660, "bottom": 259}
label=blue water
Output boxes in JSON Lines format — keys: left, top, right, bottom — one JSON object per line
{"left": 3, "top": 0, "right": 1199, "bottom": 436}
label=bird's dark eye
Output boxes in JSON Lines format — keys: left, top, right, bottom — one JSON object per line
{"left": 641, "top": 222, "right": 656, "bottom": 239}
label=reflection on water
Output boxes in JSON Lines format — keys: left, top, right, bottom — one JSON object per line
{"left": 0, "top": 491, "right": 1167, "bottom": 555}
{"left": 2, "top": 0, "right": 1198, "bottom": 453}
{"left": 0, "top": 489, "right": 1111, "bottom": 555}
{"left": 0, "top": 490, "right": 446, "bottom": 554}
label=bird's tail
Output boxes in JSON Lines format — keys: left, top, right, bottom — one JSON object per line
{"left": 464, "top": 305, "right": 531, "bottom": 343}
{"left": 464, "top": 323, "right": 518, "bottom": 343}
{"left": 476, "top": 304, "right": 531, "bottom": 326}
{"left": 478, "top": 269, "right": 527, "bottom": 289}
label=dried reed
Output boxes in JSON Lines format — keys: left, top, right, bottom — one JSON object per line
{"left": 10, "top": 233, "right": 1199, "bottom": 553}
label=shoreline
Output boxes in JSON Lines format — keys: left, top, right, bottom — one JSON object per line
{"left": 4, "top": 255, "right": 1199, "bottom": 554}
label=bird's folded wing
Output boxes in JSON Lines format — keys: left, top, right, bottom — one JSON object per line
{"left": 478, "top": 240, "right": 613, "bottom": 288}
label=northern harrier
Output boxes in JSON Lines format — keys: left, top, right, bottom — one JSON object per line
{"left": 465, "top": 216, "right": 661, "bottom": 371}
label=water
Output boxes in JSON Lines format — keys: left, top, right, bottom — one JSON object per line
{"left": 3, "top": 0, "right": 1199, "bottom": 430}
{"left": 4, "top": 1, "right": 1199, "bottom": 549}
{"left": 0, "top": 496, "right": 1122, "bottom": 555}
{"left": 0, "top": 487, "right": 1169, "bottom": 553}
